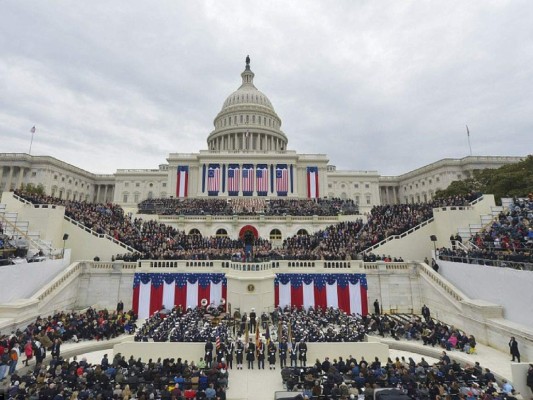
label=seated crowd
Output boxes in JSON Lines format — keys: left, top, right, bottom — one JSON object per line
{"left": 5, "top": 352, "right": 229, "bottom": 400}
{"left": 281, "top": 353, "right": 515, "bottom": 400}
{"left": 471, "top": 196, "right": 532, "bottom": 249}
{"left": 0, "top": 308, "right": 137, "bottom": 382}
{"left": 437, "top": 196, "right": 533, "bottom": 267}
{"left": 134, "top": 307, "right": 230, "bottom": 344}
{"left": 137, "top": 198, "right": 358, "bottom": 217}
{"left": 14, "top": 190, "right": 479, "bottom": 262}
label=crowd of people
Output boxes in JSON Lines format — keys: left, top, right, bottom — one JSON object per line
{"left": 281, "top": 353, "right": 518, "bottom": 400}
{"left": 0, "top": 302, "right": 523, "bottom": 399}
{"left": 0, "top": 307, "right": 137, "bottom": 382}
{"left": 132, "top": 304, "right": 478, "bottom": 354}
{"left": 4, "top": 352, "right": 229, "bottom": 400}
{"left": 437, "top": 196, "right": 533, "bottom": 268}
{"left": 137, "top": 198, "right": 358, "bottom": 217}
{"left": 15, "top": 190, "right": 481, "bottom": 262}
{"left": 134, "top": 307, "right": 230, "bottom": 344}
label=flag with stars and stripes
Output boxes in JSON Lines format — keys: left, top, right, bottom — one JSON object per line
{"left": 256, "top": 164, "right": 268, "bottom": 195}
{"left": 274, "top": 273, "right": 368, "bottom": 316}
{"left": 132, "top": 273, "right": 227, "bottom": 319}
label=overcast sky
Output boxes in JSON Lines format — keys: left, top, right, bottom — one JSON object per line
{"left": 1, "top": 1, "right": 531, "bottom": 175}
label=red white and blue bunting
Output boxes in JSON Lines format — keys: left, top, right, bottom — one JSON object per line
{"left": 132, "top": 273, "right": 227, "bottom": 319}
{"left": 274, "top": 273, "right": 368, "bottom": 316}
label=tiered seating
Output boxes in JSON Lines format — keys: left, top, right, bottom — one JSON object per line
{"left": 15, "top": 190, "right": 480, "bottom": 262}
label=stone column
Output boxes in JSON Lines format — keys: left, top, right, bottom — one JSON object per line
{"left": 0, "top": 166, "right": 5, "bottom": 191}
{"left": 104, "top": 185, "right": 109, "bottom": 203}
{"left": 19, "top": 167, "right": 25, "bottom": 188}
{"left": 6, "top": 167, "right": 14, "bottom": 191}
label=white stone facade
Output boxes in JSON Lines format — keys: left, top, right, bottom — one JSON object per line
{"left": 0, "top": 61, "right": 524, "bottom": 213}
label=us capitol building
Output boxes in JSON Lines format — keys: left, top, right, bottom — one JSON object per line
{"left": 0, "top": 58, "right": 522, "bottom": 215}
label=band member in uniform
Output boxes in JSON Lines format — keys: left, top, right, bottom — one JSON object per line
{"left": 235, "top": 339, "right": 244, "bottom": 370}
{"left": 249, "top": 308, "right": 257, "bottom": 333}
{"left": 268, "top": 341, "right": 277, "bottom": 370}
{"left": 257, "top": 339, "right": 265, "bottom": 369}
{"left": 289, "top": 339, "right": 298, "bottom": 367}
{"left": 279, "top": 338, "right": 288, "bottom": 368}
{"left": 205, "top": 338, "right": 214, "bottom": 368}
{"left": 297, "top": 339, "right": 307, "bottom": 367}
{"left": 246, "top": 339, "right": 256, "bottom": 369}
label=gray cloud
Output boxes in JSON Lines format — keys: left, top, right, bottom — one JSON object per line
{"left": 1, "top": 1, "right": 531, "bottom": 175}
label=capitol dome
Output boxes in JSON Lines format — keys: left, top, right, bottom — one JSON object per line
{"left": 207, "top": 57, "right": 288, "bottom": 152}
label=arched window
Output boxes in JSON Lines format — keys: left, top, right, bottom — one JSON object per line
{"left": 270, "top": 229, "right": 282, "bottom": 240}
{"left": 189, "top": 228, "right": 201, "bottom": 236}
{"left": 216, "top": 228, "right": 228, "bottom": 237}
{"left": 296, "top": 229, "right": 308, "bottom": 236}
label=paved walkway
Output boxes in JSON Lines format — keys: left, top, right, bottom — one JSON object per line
{"left": 0, "top": 335, "right": 521, "bottom": 400}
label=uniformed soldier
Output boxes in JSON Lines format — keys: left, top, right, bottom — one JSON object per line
{"left": 257, "top": 339, "right": 265, "bottom": 369}
{"left": 268, "top": 341, "right": 277, "bottom": 370}
{"left": 204, "top": 338, "right": 214, "bottom": 368}
{"left": 289, "top": 339, "right": 298, "bottom": 367}
{"left": 297, "top": 339, "right": 307, "bottom": 367}
{"left": 235, "top": 339, "right": 244, "bottom": 370}
{"left": 246, "top": 339, "right": 256, "bottom": 369}
{"left": 249, "top": 308, "right": 257, "bottom": 333}
{"left": 279, "top": 337, "right": 288, "bottom": 368}
{"left": 225, "top": 339, "right": 234, "bottom": 369}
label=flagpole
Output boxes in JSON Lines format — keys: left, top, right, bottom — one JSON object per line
{"left": 29, "top": 126, "right": 36, "bottom": 155}
{"left": 466, "top": 125, "right": 472, "bottom": 156}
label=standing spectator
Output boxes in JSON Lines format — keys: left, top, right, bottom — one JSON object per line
{"left": 421, "top": 305, "right": 431, "bottom": 322}
{"left": 374, "top": 299, "right": 380, "bottom": 315}
{"left": 117, "top": 300, "right": 124, "bottom": 313}
{"left": 23, "top": 340, "right": 33, "bottom": 366}
{"left": 450, "top": 234, "right": 456, "bottom": 250}
{"left": 0, "top": 346, "right": 9, "bottom": 381}
{"left": 35, "top": 343, "right": 46, "bottom": 367}
{"left": 8, "top": 346, "right": 20, "bottom": 375}
{"left": 51, "top": 338, "right": 61, "bottom": 359}
{"left": 509, "top": 337, "right": 520, "bottom": 362}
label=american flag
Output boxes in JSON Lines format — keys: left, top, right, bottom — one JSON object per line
{"left": 228, "top": 165, "right": 240, "bottom": 194}
{"left": 276, "top": 165, "right": 288, "bottom": 194}
{"left": 208, "top": 165, "right": 220, "bottom": 193}
{"left": 256, "top": 165, "right": 268, "bottom": 194}
{"left": 216, "top": 336, "right": 221, "bottom": 350}
{"left": 242, "top": 164, "right": 254, "bottom": 194}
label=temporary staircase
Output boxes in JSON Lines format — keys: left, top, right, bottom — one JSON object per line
{"left": 456, "top": 198, "right": 514, "bottom": 242}
{"left": 0, "top": 202, "right": 56, "bottom": 257}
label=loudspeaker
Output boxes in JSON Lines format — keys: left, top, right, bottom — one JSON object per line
{"left": 430, "top": 235, "right": 437, "bottom": 242}
{"left": 62, "top": 233, "right": 69, "bottom": 241}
